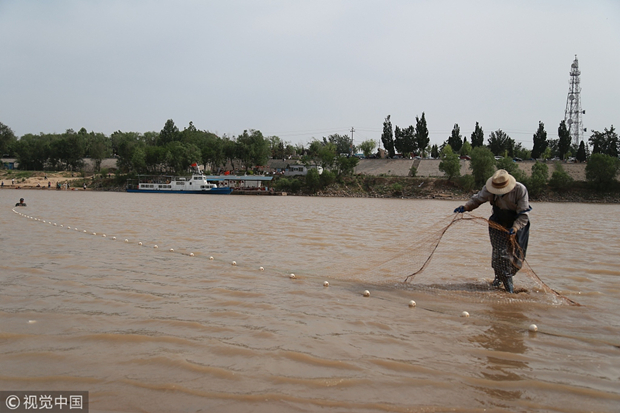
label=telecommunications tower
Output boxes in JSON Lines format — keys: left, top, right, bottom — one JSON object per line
{"left": 564, "top": 55, "right": 586, "bottom": 146}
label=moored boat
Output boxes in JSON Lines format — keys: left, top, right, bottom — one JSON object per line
{"left": 127, "top": 174, "right": 233, "bottom": 194}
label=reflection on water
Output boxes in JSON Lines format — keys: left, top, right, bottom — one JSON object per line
{"left": 470, "top": 304, "right": 529, "bottom": 403}
{"left": 1, "top": 191, "right": 619, "bottom": 412}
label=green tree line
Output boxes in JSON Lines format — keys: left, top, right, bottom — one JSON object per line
{"left": 0, "top": 120, "right": 287, "bottom": 175}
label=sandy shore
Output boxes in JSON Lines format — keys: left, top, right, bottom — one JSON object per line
{"left": 0, "top": 171, "right": 91, "bottom": 190}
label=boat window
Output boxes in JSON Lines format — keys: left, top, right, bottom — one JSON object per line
{"left": 176, "top": 182, "right": 184, "bottom": 185}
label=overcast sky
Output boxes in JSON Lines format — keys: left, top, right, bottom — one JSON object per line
{"left": 1, "top": 0, "right": 619, "bottom": 149}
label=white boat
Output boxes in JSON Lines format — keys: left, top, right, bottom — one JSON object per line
{"left": 127, "top": 174, "right": 233, "bottom": 194}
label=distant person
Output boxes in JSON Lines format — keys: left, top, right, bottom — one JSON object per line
{"left": 1, "top": 181, "right": 3, "bottom": 188}
{"left": 453, "top": 169, "right": 531, "bottom": 293}
{"left": 48, "top": 181, "right": 51, "bottom": 188}
{"left": 15, "top": 198, "right": 26, "bottom": 207}
{"left": 83, "top": 183, "right": 87, "bottom": 190}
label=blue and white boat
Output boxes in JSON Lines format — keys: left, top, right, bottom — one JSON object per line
{"left": 127, "top": 174, "right": 233, "bottom": 194}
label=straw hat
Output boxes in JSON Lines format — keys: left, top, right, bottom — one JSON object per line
{"left": 486, "top": 169, "right": 516, "bottom": 195}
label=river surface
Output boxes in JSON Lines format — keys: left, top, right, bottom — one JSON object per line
{"left": 1, "top": 190, "right": 619, "bottom": 413}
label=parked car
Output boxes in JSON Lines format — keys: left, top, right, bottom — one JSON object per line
{"left": 512, "top": 157, "right": 522, "bottom": 162}
{"left": 494, "top": 156, "right": 503, "bottom": 160}
{"left": 459, "top": 155, "right": 471, "bottom": 160}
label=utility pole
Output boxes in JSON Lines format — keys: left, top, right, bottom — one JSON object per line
{"left": 350, "top": 127, "right": 355, "bottom": 155}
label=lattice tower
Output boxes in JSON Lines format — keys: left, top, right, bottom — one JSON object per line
{"left": 564, "top": 55, "right": 586, "bottom": 146}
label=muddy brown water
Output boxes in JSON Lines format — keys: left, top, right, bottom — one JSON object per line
{"left": 1, "top": 191, "right": 619, "bottom": 412}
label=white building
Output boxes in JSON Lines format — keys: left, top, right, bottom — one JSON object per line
{"left": 283, "top": 165, "right": 323, "bottom": 176}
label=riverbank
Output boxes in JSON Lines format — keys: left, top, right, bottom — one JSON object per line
{"left": 3, "top": 169, "right": 620, "bottom": 203}
{"left": 314, "top": 175, "right": 620, "bottom": 203}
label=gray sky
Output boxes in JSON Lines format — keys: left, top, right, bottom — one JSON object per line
{"left": 1, "top": 0, "right": 619, "bottom": 149}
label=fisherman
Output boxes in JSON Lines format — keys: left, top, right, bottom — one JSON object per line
{"left": 15, "top": 198, "right": 27, "bottom": 207}
{"left": 453, "top": 169, "right": 531, "bottom": 293}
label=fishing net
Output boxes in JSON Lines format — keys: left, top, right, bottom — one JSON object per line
{"left": 355, "top": 213, "right": 580, "bottom": 306}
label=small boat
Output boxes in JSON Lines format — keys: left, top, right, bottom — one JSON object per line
{"left": 127, "top": 174, "right": 233, "bottom": 194}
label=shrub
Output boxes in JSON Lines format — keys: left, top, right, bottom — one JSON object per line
{"left": 586, "top": 153, "right": 620, "bottom": 189}
{"left": 526, "top": 161, "right": 549, "bottom": 197}
{"left": 274, "top": 177, "right": 302, "bottom": 192}
{"left": 439, "top": 145, "right": 461, "bottom": 181}
{"left": 549, "top": 162, "right": 573, "bottom": 191}
{"left": 305, "top": 168, "right": 321, "bottom": 193}
{"left": 391, "top": 183, "right": 403, "bottom": 195}
{"left": 495, "top": 156, "right": 527, "bottom": 183}
{"left": 531, "top": 161, "right": 549, "bottom": 181}
{"left": 320, "top": 170, "right": 336, "bottom": 187}
{"left": 409, "top": 165, "right": 417, "bottom": 177}
{"left": 459, "top": 174, "right": 476, "bottom": 192}
{"left": 470, "top": 146, "right": 495, "bottom": 185}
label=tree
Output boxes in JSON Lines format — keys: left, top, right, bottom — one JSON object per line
{"left": 470, "top": 146, "right": 495, "bottom": 185}
{"left": 439, "top": 144, "right": 460, "bottom": 180}
{"left": 381, "top": 115, "right": 395, "bottom": 158}
{"left": 394, "top": 125, "right": 415, "bottom": 156}
{"left": 237, "top": 129, "right": 270, "bottom": 171}
{"left": 447, "top": 123, "right": 463, "bottom": 152}
{"left": 460, "top": 138, "right": 472, "bottom": 156}
{"left": 531, "top": 121, "right": 548, "bottom": 159}
{"left": 267, "top": 136, "right": 285, "bottom": 159}
{"left": 166, "top": 141, "right": 201, "bottom": 174}
{"left": 336, "top": 155, "right": 359, "bottom": 176}
{"left": 158, "top": 119, "right": 180, "bottom": 146}
{"left": 359, "top": 139, "right": 377, "bottom": 158}
{"left": 144, "top": 145, "right": 168, "bottom": 173}
{"left": 131, "top": 146, "right": 147, "bottom": 173}
{"left": 576, "top": 140, "right": 587, "bottom": 162}
{"left": 470, "top": 122, "right": 484, "bottom": 148}
{"left": 589, "top": 126, "right": 619, "bottom": 157}
{"left": 50, "top": 129, "right": 85, "bottom": 170}
{"left": 430, "top": 144, "right": 439, "bottom": 159}
{"left": 222, "top": 137, "right": 239, "bottom": 170}
{"left": 0, "top": 122, "right": 17, "bottom": 157}
{"left": 513, "top": 143, "right": 531, "bottom": 160}
{"left": 198, "top": 133, "right": 225, "bottom": 171}
{"left": 415, "top": 113, "right": 430, "bottom": 156}
{"left": 586, "top": 153, "right": 620, "bottom": 189}
{"left": 324, "top": 134, "right": 354, "bottom": 155}
{"left": 557, "top": 120, "right": 571, "bottom": 160}
{"left": 13, "top": 133, "right": 51, "bottom": 170}
{"left": 546, "top": 139, "right": 559, "bottom": 159}
{"left": 86, "top": 132, "right": 111, "bottom": 172}
{"left": 307, "top": 139, "right": 337, "bottom": 169}
{"left": 487, "top": 129, "right": 514, "bottom": 157}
